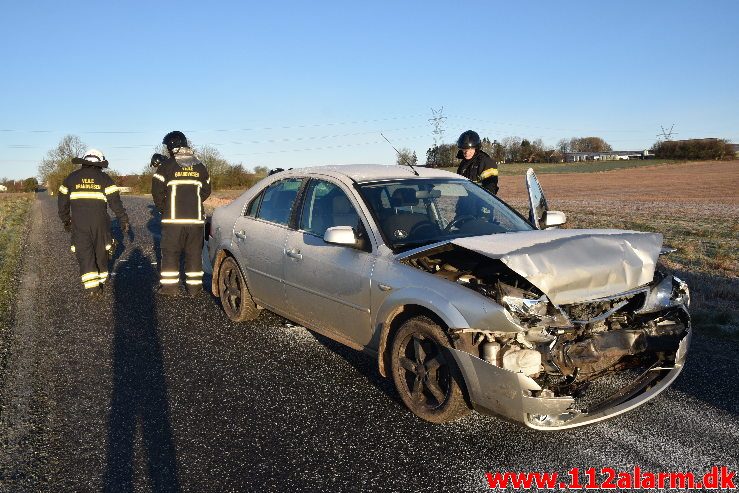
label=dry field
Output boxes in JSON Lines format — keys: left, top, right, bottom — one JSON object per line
{"left": 203, "top": 161, "right": 739, "bottom": 337}
{"left": 204, "top": 189, "right": 247, "bottom": 212}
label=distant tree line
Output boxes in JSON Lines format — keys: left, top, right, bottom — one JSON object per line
{"left": 424, "top": 135, "right": 615, "bottom": 167}
{"left": 651, "top": 138, "right": 734, "bottom": 160}
{"left": 37, "top": 135, "right": 269, "bottom": 195}
{"left": 556, "top": 136, "right": 612, "bottom": 153}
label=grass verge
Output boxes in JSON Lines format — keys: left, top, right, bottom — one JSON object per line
{"left": 0, "top": 193, "right": 35, "bottom": 371}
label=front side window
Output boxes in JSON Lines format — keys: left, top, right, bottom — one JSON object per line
{"left": 256, "top": 178, "right": 303, "bottom": 226}
{"left": 299, "top": 180, "right": 360, "bottom": 236}
{"left": 357, "top": 179, "right": 533, "bottom": 251}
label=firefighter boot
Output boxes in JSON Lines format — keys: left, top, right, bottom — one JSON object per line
{"left": 156, "top": 283, "right": 180, "bottom": 297}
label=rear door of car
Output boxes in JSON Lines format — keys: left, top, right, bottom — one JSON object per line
{"left": 283, "top": 178, "right": 375, "bottom": 346}
{"left": 232, "top": 177, "right": 304, "bottom": 309}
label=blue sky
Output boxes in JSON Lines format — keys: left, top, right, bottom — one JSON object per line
{"left": 1, "top": 0, "right": 737, "bottom": 179}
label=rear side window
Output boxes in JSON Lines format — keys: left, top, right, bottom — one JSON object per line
{"left": 256, "top": 178, "right": 303, "bottom": 226}
{"left": 245, "top": 192, "right": 262, "bottom": 217}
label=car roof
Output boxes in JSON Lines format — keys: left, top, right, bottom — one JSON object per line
{"left": 277, "top": 164, "right": 462, "bottom": 183}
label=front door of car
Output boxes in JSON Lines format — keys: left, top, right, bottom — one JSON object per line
{"left": 526, "top": 168, "right": 549, "bottom": 229}
{"left": 525, "top": 168, "right": 567, "bottom": 229}
{"left": 233, "top": 178, "right": 303, "bottom": 309}
{"left": 283, "top": 179, "right": 374, "bottom": 346}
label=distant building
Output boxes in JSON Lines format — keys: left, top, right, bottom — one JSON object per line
{"left": 0, "top": 184, "right": 7, "bottom": 192}
{"left": 564, "top": 150, "right": 653, "bottom": 162}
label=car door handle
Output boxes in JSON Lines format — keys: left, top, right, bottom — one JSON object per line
{"left": 235, "top": 230, "right": 247, "bottom": 240}
{"left": 285, "top": 248, "right": 303, "bottom": 260}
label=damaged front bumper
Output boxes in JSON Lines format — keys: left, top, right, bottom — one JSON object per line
{"left": 447, "top": 325, "right": 691, "bottom": 430}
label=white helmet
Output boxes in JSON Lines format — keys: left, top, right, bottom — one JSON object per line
{"left": 82, "top": 149, "right": 106, "bottom": 162}
{"left": 73, "top": 148, "right": 108, "bottom": 167}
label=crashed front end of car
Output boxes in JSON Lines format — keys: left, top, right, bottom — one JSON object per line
{"left": 401, "top": 230, "right": 691, "bottom": 429}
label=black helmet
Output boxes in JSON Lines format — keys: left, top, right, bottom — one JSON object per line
{"left": 162, "top": 130, "right": 188, "bottom": 152}
{"left": 150, "top": 153, "right": 167, "bottom": 168}
{"left": 457, "top": 130, "right": 481, "bottom": 149}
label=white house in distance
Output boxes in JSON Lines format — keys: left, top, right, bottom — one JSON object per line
{"left": 0, "top": 184, "right": 7, "bottom": 192}
{"left": 564, "top": 149, "right": 654, "bottom": 162}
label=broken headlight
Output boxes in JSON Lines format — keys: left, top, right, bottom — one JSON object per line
{"left": 499, "top": 283, "right": 570, "bottom": 329}
{"left": 637, "top": 275, "right": 690, "bottom": 314}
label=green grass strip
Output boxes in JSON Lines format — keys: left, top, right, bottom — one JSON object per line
{"left": 0, "top": 194, "right": 34, "bottom": 336}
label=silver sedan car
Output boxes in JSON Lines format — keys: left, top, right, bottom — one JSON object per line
{"left": 204, "top": 165, "right": 690, "bottom": 429}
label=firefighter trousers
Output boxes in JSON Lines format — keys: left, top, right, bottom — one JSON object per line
{"left": 160, "top": 224, "right": 204, "bottom": 288}
{"left": 71, "top": 216, "right": 112, "bottom": 289}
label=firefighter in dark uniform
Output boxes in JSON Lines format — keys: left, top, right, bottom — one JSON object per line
{"left": 58, "top": 149, "right": 129, "bottom": 296}
{"left": 456, "top": 130, "right": 499, "bottom": 195}
{"left": 151, "top": 131, "right": 211, "bottom": 296}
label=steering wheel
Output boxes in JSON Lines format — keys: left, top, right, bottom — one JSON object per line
{"left": 408, "top": 220, "right": 437, "bottom": 239}
{"left": 443, "top": 215, "right": 476, "bottom": 232}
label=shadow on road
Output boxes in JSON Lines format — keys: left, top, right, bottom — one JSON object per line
{"left": 109, "top": 217, "right": 133, "bottom": 264}
{"left": 672, "top": 333, "right": 739, "bottom": 417}
{"left": 309, "top": 330, "right": 404, "bottom": 407}
{"left": 104, "top": 248, "right": 180, "bottom": 492}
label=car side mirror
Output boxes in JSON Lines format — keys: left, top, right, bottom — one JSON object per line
{"left": 323, "top": 226, "right": 357, "bottom": 246}
{"left": 543, "top": 210, "right": 567, "bottom": 229}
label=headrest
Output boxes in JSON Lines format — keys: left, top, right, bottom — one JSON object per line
{"left": 390, "top": 188, "right": 418, "bottom": 207}
{"left": 271, "top": 190, "right": 294, "bottom": 205}
{"left": 332, "top": 195, "right": 353, "bottom": 214}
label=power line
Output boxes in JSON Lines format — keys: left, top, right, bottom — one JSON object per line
{"left": 447, "top": 115, "right": 649, "bottom": 134}
{"left": 231, "top": 133, "right": 429, "bottom": 156}
{"left": 0, "top": 113, "right": 427, "bottom": 136}
{"left": 102, "top": 125, "right": 429, "bottom": 149}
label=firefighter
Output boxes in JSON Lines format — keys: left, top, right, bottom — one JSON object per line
{"left": 455, "top": 130, "right": 499, "bottom": 195}
{"left": 58, "top": 149, "right": 129, "bottom": 297}
{"left": 151, "top": 131, "right": 211, "bottom": 296}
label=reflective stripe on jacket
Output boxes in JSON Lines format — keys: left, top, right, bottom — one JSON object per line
{"left": 151, "top": 153, "right": 211, "bottom": 224}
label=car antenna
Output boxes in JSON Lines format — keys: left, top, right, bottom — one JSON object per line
{"left": 380, "top": 132, "right": 420, "bottom": 176}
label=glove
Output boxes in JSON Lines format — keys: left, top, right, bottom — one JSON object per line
{"left": 63, "top": 220, "right": 71, "bottom": 232}
{"left": 120, "top": 218, "right": 130, "bottom": 234}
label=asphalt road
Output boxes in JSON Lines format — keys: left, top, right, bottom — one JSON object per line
{"left": 0, "top": 193, "right": 737, "bottom": 492}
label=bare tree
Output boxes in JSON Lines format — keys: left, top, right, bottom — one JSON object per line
{"left": 253, "top": 166, "right": 269, "bottom": 176}
{"left": 196, "top": 144, "right": 231, "bottom": 190}
{"left": 396, "top": 147, "right": 418, "bottom": 167}
{"left": 38, "top": 135, "right": 87, "bottom": 192}
{"left": 568, "top": 136, "right": 612, "bottom": 152}
{"left": 501, "top": 136, "right": 522, "bottom": 162}
{"left": 556, "top": 138, "right": 570, "bottom": 154}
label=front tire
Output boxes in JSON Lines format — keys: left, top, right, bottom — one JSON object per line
{"left": 218, "top": 256, "right": 260, "bottom": 322}
{"left": 390, "top": 316, "right": 470, "bottom": 423}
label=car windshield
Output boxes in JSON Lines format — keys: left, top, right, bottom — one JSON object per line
{"left": 357, "top": 179, "right": 533, "bottom": 251}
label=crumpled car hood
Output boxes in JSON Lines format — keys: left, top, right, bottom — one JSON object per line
{"left": 450, "top": 229, "right": 663, "bottom": 305}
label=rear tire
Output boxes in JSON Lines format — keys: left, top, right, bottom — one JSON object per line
{"left": 218, "top": 256, "right": 260, "bottom": 322}
{"left": 390, "top": 316, "right": 470, "bottom": 423}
